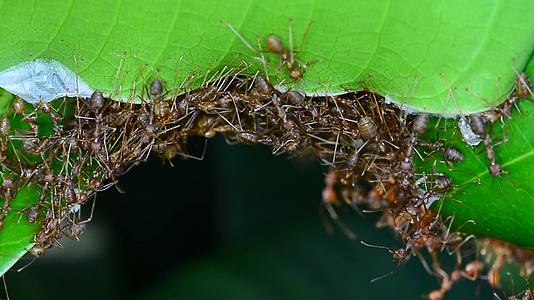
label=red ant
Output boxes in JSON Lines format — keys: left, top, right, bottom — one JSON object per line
{"left": 320, "top": 170, "right": 357, "bottom": 239}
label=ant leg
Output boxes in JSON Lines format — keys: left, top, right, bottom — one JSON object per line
{"left": 369, "top": 270, "right": 395, "bottom": 284}
{"left": 78, "top": 193, "right": 97, "bottom": 225}
{"left": 324, "top": 203, "right": 357, "bottom": 239}
{"left": 177, "top": 137, "right": 208, "bottom": 161}
{"left": 319, "top": 205, "right": 334, "bottom": 234}
{"left": 417, "top": 252, "right": 435, "bottom": 276}
{"left": 2, "top": 275, "right": 10, "bottom": 300}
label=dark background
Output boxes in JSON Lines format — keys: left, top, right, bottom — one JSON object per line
{"left": 3, "top": 136, "right": 494, "bottom": 299}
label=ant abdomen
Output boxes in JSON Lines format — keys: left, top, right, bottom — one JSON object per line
{"left": 443, "top": 147, "right": 464, "bottom": 163}
{"left": 400, "top": 157, "right": 413, "bottom": 171}
{"left": 468, "top": 114, "right": 485, "bottom": 135}
{"left": 89, "top": 90, "right": 104, "bottom": 110}
{"left": 265, "top": 35, "right": 284, "bottom": 54}
{"left": 150, "top": 79, "right": 163, "bottom": 97}
{"left": 289, "top": 68, "right": 302, "bottom": 81}
{"left": 237, "top": 131, "right": 258, "bottom": 144}
{"left": 255, "top": 76, "right": 274, "bottom": 95}
{"left": 358, "top": 117, "right": 378, "bottom": 140}
{"left": 435, "top": 175, "right": 452, "bottom": 190}
{"left": 412, "top": 113, "right": 429, "bottom": 135}
{"left": 26, "top": 205, "right": 39, "bottom": 223}
{"left": 284, "top": 90, "right": 304, "bottom": 106}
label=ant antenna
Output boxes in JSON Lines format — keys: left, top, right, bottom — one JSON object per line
{"left": 360, "top": 240, "right": 391, "bottom": 251}
{"left": 14, "top": 257, "right": 37, "bottom": 273}
{"left": 223, "top": 20, "right": 257, "bottom": 53}
{"left": 78, "top": 192, "right": 98, "bottom": 225}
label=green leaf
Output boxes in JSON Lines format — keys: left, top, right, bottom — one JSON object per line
{"left": 427, "top": 70, "right": 534, "bottom": 248}
{"left": 426, "top": 53, "right": 534, "bottom": 248}
{"left": 0, "top": 90, "right": 39, "bottom": 276}
{"left": 0, "top": 0, "right": 532, "bottom": 113}
{"left": 0, "top": 187, "right": 39, "bottom": 276}
{"left": 0, "top": 92, "right": 65, "bottom": 276}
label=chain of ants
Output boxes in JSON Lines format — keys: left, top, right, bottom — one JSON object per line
{"left": 0, "top": 36, "right": 531, "bottom": 299}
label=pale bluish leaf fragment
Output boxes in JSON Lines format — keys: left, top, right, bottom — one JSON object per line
{"left": 458, "top": 117, "right": 482, "bottom": 146}
{"left": 0, "top": 59, "right": 93, "bottom": 103}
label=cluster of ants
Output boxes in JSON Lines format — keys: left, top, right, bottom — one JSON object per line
{"left": 0, "top": 28, "right": 532, "bottom": 297}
